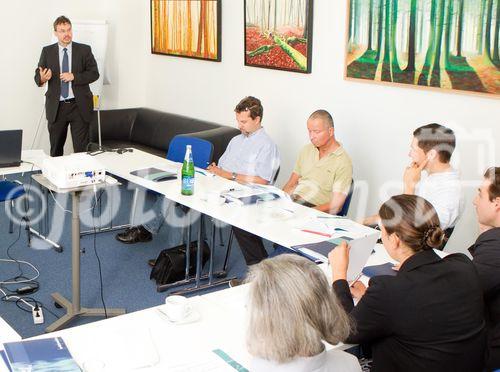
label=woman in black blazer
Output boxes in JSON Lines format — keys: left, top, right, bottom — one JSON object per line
{"left": 329, "top": 194, "right": 486, "bottom": 372}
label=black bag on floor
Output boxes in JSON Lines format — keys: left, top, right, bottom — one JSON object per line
{"left": 150, "top": 241, "right": 210, "bottom": 285}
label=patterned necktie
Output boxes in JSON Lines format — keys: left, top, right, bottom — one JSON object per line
{"left": 61, "top": 48, "right": 69, "bottom": 98}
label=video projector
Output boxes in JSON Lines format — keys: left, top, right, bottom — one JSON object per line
{"left": 42, "top": 153, "right": 106, "bottom": 189}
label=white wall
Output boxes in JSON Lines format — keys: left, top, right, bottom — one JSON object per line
{"left": 1, "top": 1, "right": 499, "bottom": 253}
{"left": 139, "top": 0, "right": 500, "bottom": 252}
{"left": 0, "top": 0, "right": 147, "bottom": 152}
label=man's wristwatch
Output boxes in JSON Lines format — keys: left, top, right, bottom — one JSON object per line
{"left": 231, "top": 172, "right": 237, "bottom": 181}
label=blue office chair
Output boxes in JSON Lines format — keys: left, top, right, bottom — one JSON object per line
{"left": 128, "top": 135, "right": 214, "bottom": 225}
{"left": 338, "top": 179, "right": 355, "bottom": 217}
{"left": 0, "top": 180, "right": 26, "bottom": 233}
{"left": 167, "top": 135, "right": 214, "bottom": 169}
{"left": 166, "top": 134, "right": 214, "bottom": 224}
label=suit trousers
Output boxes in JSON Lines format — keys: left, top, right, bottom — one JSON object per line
{"left": 48, "top": 101, "right": 90, "bottom": 157}
{"left": 232, "top": 227, "right": 268, "bottom": 266}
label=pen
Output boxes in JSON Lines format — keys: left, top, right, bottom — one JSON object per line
{"left": 195, "top": 170, "right": 206, "bottom": 176}
{"left": 300, "top": 229, "right": 332, "bottom": 238}
{"left": 349, "top": 272, "right": 364, "bottom": 287}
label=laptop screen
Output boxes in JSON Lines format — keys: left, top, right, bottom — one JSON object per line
{"left": 0, "top": 130, "right": 22, "bottom": 168}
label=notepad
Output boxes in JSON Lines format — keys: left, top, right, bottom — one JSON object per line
{"left": 292, "top": 233, "right": 379, "bottom": 282}
{"left": 130, "top": 167, "right": 177, "bottom": 182}
{"left": 222, "top": 190, "right": 280, "bottom": 205}
{"left": 2, "top": 337, "right": 80, "bottom": 372}
{"left": 292, "top": 236, "right": 353, "bottom": 263}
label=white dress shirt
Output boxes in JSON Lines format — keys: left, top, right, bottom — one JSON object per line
{"left": 415, "top": 168, "right": 463, "bottom": 230}
{"left": 218, "top": 127, "right": 280, "bottom": 183}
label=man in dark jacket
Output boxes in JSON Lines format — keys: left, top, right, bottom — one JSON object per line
{"left": 470, "top": 166, "right": 500, "bottom": 371}
{"left": 34, "top": 16, "right": 99, "bottom": 156}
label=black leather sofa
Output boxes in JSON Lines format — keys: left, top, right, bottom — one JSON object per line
{"left": 90, "top": 108, "right": 240, "bottom": 162}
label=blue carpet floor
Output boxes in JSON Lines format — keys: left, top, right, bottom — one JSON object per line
{"left": 0, "top": 172, "right": 261, "bottom": 338}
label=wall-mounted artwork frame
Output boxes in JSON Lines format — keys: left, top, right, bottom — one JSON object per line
{"left": 244, "top": 0, "right": 314, "bottom": 73}
{"left": 151, "top": 0, "right": 221, "bottom": 62}
{"left": 345, "top": 0, "right": 500, "bottom": 97}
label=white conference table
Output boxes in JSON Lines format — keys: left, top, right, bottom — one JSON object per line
{"left": 1, "top": 148, "right": 383, "bottom": 371}
{"left": 0, "top": 316, "right": 21, "bottom": 346}
{"left": 6, "top": 244, "right": 393, "bottom": 372}
{"left": 0, "top": 149, "right": 64, "bottom": 252}
{"left": 94, "top": 148, "right": 377, "bottom": 250}
{"left": 0, "top": 317, "right": 21, "bottom": 372}
{"left": 0, "top": 150, "right": 47, "bottom": 176}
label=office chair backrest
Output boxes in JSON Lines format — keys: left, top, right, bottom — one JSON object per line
{"left": 0, "top": 180, "right": 25, "bottom": 202}
{"left": 167, "top": 135, "right": 214, "bottom": 169}
{"left": 338, "top": 179, "right": 354, "bottom": 217}
{"left": 436, "top": 226, "right": 455, "bottom": 251}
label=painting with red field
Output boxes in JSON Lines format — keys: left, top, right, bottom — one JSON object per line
{"left": 244, "top": 0, "right": 314, "bottom": 73}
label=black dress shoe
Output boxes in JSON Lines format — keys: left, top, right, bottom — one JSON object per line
{"left": 116, "top": 225, "right": 153, "bottom": 244}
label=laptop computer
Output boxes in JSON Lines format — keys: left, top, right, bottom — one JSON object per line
{"left": 0, "top": 130, "right": 22, "bottom": 168}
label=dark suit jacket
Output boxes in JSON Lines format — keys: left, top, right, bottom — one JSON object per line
{"left": 34, "top": 42, "right": 99, "bottom": 123}
{"left": 333, "top": 249, "right": 486, "bottom": 372}
{"left": 469, "top": 227, "right": 500, "bottom": 371}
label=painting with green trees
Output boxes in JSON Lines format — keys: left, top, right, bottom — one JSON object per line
{"left": 346, "top": 0, "right": 500, "bottom": 96}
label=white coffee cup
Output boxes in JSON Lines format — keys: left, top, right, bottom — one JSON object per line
{"left": 164, "top": 295, "right": 191, "bottom": 322}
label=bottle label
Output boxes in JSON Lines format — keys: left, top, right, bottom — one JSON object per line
{"left": 181, "top": 175, "right": 194, "bottom": 194}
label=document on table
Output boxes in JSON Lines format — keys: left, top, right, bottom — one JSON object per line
{"left": 290, "top": 217, "right": 354, "bottom": 238}
{"left": 76, "top": 327, "right": 160, "bottom": 370}
{"left": 243, "top": 183, "right": 293, "bottom": 202}
{"left": 221, "top": 186, "right": 280, "bottom": 206}
{"left": 130, "top": 166, "right": 178, "bottom": 182}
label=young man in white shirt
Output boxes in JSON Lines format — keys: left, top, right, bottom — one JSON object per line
{"left": 364, "top": 124, "right": 462, "bottom": 243}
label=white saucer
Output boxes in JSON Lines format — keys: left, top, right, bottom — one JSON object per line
{"left": 157, "top": 306, "right": 201, "bottom": 325}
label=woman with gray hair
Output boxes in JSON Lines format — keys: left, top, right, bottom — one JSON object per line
{"left": 246, "top": 254, "right": 361, "bottom": 372}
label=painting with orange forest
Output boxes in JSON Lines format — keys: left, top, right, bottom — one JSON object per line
{"left": 151, "top": 0, "right": 221, "bottom": 61}
{"left": 346, "top": 0, "right": 500, "bottom": 96}
{"left": 244, "top": 0, "right": 314, "bottom": 73}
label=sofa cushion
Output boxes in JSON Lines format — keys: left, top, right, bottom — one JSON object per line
{"left": 90, "top": 108, "right": 137, "bottom": 142}
{"left": 130, "top": 109, "right": 220, "bottom": 154}
{"left": 90, "top": 107, "right": 241, "bottom": 163}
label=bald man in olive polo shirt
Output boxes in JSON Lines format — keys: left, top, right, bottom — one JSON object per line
{"left": 236, "top": 110, "right": 352, "bottom": 267}
{"left": 282, "top": 109, "right": 352, "bottom": 213}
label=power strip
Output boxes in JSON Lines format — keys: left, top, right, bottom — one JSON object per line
{"left": 32, "top": 306, "right": 44, "bottom": 325}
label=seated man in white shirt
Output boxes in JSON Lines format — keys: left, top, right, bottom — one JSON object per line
{"left": 115, "top": 96, "right": 279, "bottom": 245}
{"left": 364, "top": 123, "right": 462, "bottom": 244}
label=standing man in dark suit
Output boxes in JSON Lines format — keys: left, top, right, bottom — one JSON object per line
{"left": 470, "top": 167, "right": 500, "bottom": 371}
{"left": 34, "top": 16, "right": 99, "bottom": 157}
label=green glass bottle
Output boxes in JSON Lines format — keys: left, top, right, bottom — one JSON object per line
{"left": 181, "top": 145, "right": 194, "bottom": 195}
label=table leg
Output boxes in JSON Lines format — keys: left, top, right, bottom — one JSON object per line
{"left": 45, "top": 191, "right": 125, "bottom": 333}
{"left": 161, "top": 214, "right": 236, "bottom": 296}
{"left": 28, "top": 184, "right": 63, "bottom": 252}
